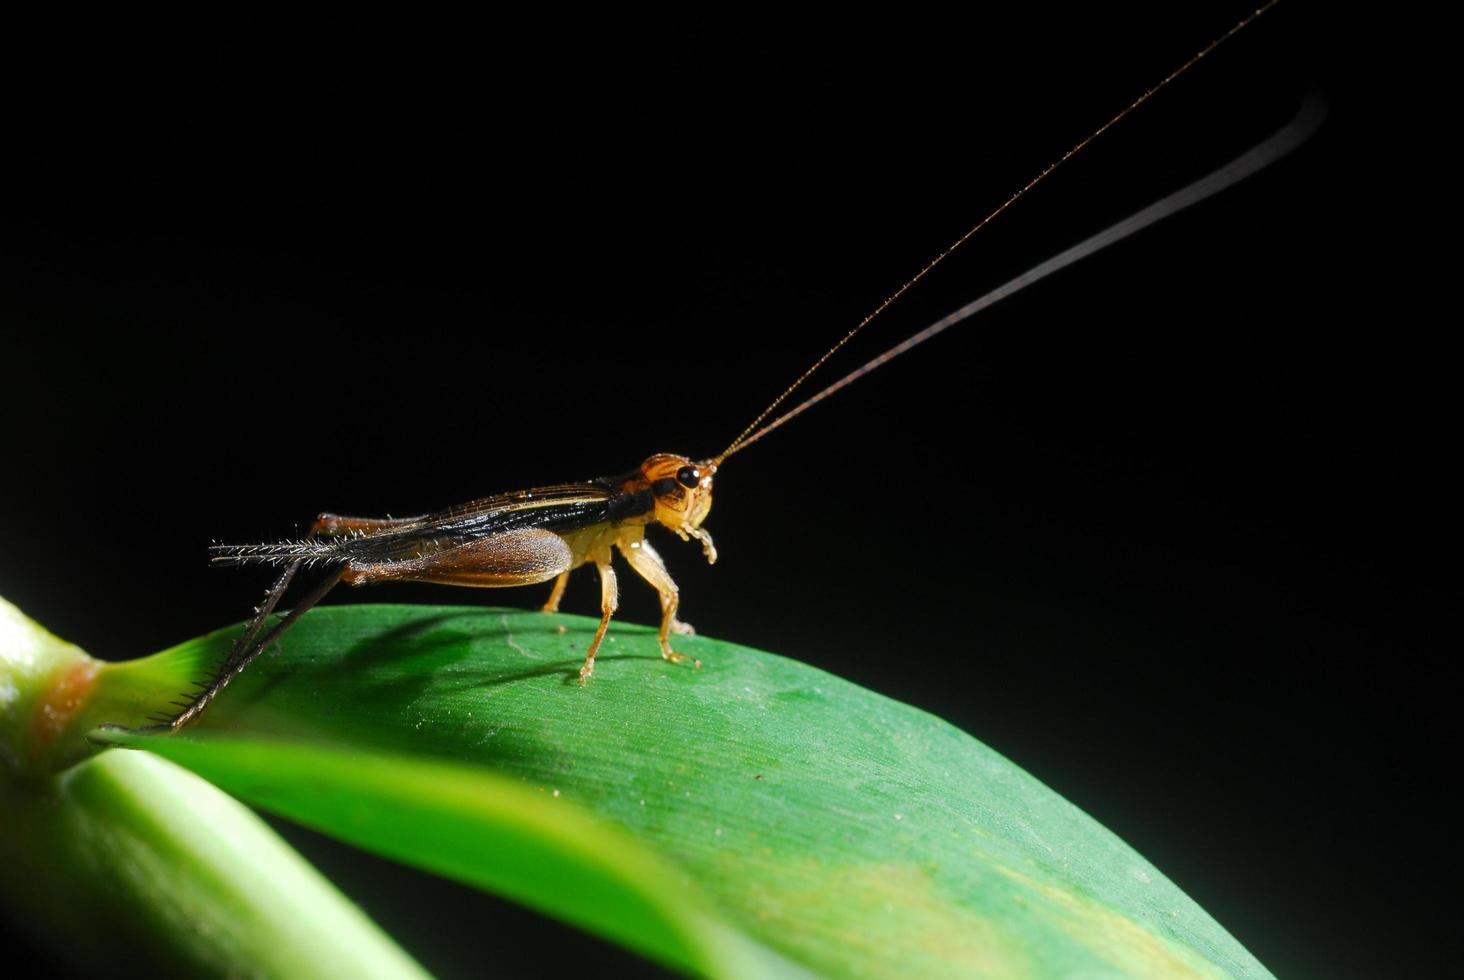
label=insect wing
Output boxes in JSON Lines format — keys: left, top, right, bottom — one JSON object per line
{"left": 334, "top": 483, "right": 619, "bottom": 563}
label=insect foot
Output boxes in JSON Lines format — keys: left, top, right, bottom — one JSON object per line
{"left": 662, "top": 649, "right": 702, "bottom": 668}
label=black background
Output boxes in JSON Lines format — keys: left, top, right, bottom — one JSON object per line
{"left": 0, "top": 5, "right": 1448, "bottom": 978}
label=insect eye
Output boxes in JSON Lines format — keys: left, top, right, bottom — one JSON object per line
{"left": 676, "top": 466, "right": 700, "bottom": 489}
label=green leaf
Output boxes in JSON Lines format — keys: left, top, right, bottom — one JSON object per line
{"left": 91, "top": 604, "right": 1270, "bottom": 979}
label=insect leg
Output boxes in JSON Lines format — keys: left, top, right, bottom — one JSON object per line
{"left": 617, "top": 538, "right": 700, "bottom": 668}
{"left": 541, "top": 570, "right": 571, "bottom": 613}
{"left": 164, "top": 566, "right": 345, "bottom": 730}
{"left": 643, "top": 540, "right": 696, "bottom": 636}
{"left": 578, "top": 559, "right": 617, "bottom": 684}
{"left": 218, "top": 558, "right": 303, "bottom": 684}
{"left": 179, "top": 514, "right": 343, "bottom": 726}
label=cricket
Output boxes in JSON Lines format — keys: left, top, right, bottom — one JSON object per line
{"left": 156, "top": 3, "right": 1311, "bottom": 731}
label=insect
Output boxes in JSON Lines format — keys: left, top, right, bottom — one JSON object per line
{"left": 153, "top": 3, "right": 1311, "bottom": 732}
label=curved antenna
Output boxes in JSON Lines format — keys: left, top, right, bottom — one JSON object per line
{"left": 717, "top": 92, "right": 1324, "bottom": 461}
{"left": 716, "top": 0, "right": 1282, "bottom": 464}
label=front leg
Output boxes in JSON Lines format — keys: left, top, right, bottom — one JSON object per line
{"left": 617, "top": 538, "right": 701, "bottom": 668}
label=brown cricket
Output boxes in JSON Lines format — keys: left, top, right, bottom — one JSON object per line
{"left": 159, "top": 2, "right": 1313, "bottom": 731}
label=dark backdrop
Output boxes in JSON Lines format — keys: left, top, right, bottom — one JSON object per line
{"left": 1, "top": 6, "right": 1446, "bottom": 978}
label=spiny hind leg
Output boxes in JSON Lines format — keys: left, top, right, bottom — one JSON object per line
{"left": 213, "top": 516, "right": 388, "bottom": 684}
{"left": 157, "top": 566, "right": 345, "bottom": 731}
{"left": 618, "top": 538, "right": 700, "bottom": 668}
{"left": 192, "top": 510, "right": 401, "bottom": 710}
{"left": 154, "top": 515, "right": 350, "bottom": 730}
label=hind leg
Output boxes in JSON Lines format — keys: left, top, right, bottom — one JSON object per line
{"left": 153, "top": 514, "right": 367, "bottom": 729}
{"left": 204, "top": 511, "right": 408, "bottom": 696}
{"left": 156, "top": 566, "right": 345, "bottom": 731}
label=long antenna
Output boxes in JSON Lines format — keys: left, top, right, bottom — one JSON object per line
{"left": 716, "top": 94, "right": 1323, "bottom": 460}
{"left": 716, "top": 0, "right": 1283, "bottom": 464}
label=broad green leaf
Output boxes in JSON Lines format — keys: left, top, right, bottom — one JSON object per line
{"left": 90, "top": 604, "right": 1269, "bottom": 979}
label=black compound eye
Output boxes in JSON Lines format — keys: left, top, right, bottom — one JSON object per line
{"left": 675, "top": 466, "right": 700, "bottom": 489}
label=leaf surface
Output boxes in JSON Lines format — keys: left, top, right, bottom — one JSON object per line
{"left": 97, "top": 605, "right": 1272, "bottom": 979}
